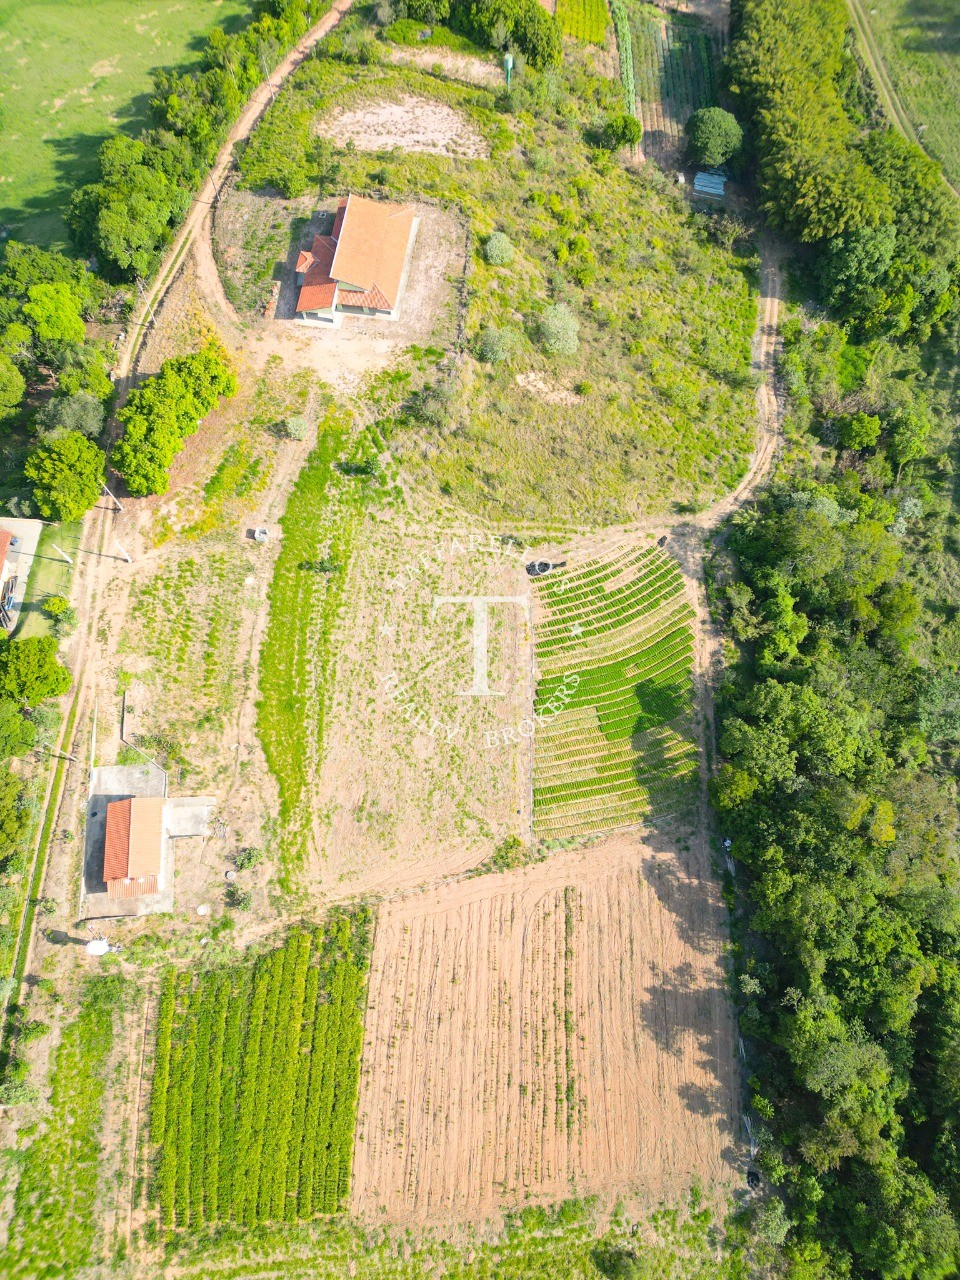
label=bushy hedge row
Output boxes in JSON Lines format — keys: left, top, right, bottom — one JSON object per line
{"left": 67, "top": 0, "right": 333, "bottom": 280}
{"left": 112, "top": 343, "right": 237, "bottom": 497}
{"left": 151, "top": 917, "right": 371, "bottom": 1229}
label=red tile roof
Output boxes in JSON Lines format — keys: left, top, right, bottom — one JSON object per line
{"left": 295, "top": 234, "right": 338, "bottom": 314}
{"left": 330, "top": 195, "right": 415, "bottom": 308}
{"left": 337, "top": 284, "right": 393, "bottom": 311}
{"left": 0, "top": 530, "right": 12, "bottom": 571}
{"left": 108, "top": 874, "right": 159, "bottom": 899}
{"left": 103, "top": 798, "right": 132, "bottom": 882}
{"left": 331, "top": 197, "right": 347, "bottom": 239}
{"left": 128, "top": 797, "right": 163, "bottom": 878}
{"left": 296, "top": 233, "right": 338, "bottom": 276}
{"left": 295, "top": 196, "right": 415, "bottom": 316}
{"left": 103, "top": 796, "right": 163, "bottom": 894}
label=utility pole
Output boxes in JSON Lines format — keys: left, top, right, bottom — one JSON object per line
{"left": 102, "top": 482, "right": 123, "bottom": 513}
{"left": 51, "top": 543, "right": 73, "bottom": 565}
{"left": 115, "top": 541, "right": 132, "bottom": 565}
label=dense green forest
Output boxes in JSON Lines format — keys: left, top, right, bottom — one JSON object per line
{"left": 717, "top": 1, "right": 960, "bottom": 1275}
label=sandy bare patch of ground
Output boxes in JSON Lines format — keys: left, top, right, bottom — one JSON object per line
{"left": 515, "top": 370, "right": 580, "bottom": 406}
{"left": 318, "top": 93, "right": 488, "bottom": 157}
{"left": 310, "top": 513, "right": 535, "bottom": 897}
{"left": 382, "top": 43, "right": 503, "bottom": 88}
{"left": 648, "top": 0, "right": 729, "bottom": 29}
{"left": 352, "top": 831, "right": 741, "bottom": 1223}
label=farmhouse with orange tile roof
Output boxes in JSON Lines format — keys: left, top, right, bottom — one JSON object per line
{"left": 295, "top": 195, "right": 418, "bottom": 323}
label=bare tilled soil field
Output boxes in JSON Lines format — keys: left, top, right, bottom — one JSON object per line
{"left": 319, "top": 93, "right": 488, "bottom": 157}
{"left": 352, "top": 834, "right": 741, "bottom": 1223}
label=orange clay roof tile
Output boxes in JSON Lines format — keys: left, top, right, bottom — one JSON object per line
{"left": 329, "top": 195, "right": 415, "bottom": 309}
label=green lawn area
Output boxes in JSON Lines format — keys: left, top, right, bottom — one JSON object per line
{"left": 0, "top": 0, "right": 253, "bottom": 247}
{"left": 14, "top": 520, "right": 81, "bottom": 639}
{"left": 860, "top": 0, "right": 960, "bottom": 189}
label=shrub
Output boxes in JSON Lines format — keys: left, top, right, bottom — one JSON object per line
{"left": 41, "top": 595, "right": 70, "bottom": 618}
{"left": 482, "top": 231, "right": 515, "bottom": 265}
{"left": 685, "top": 107, "right": 743, "bottom": 167}
{"left": 601, "top": 112, "right": 643, "bottom": 150}
{"left": 36, "top": 391, "right": 105, "bottom": 440}
{"left": 112, "top": 342, "right": 236, "bottom": 497}
{"left": 837, "top": 411, "right": 881, "bottom": 450}
{"left": 283, "top": 415, "right": 310, "bottom": 442}
{"left": 235, "top": 846, "right": 264, "bottom": 871}
{"left": 455, "top": 0, "right": 562, "bottom": 69}
{"left": 538, "top": 303, "right": 579, "bottom": 356}
{"left": 0, "top": 699, "right": 35, "bottom": 760}
{"left": 409, "top": 0, "right": 451, "bottom": 19}
{"left": 477, "top": 325, "right": 520, "bottom": 363}
{"left": 225, "top": 885, "right": 253, "bottom": 911}
{"left": 0, "top": 636, "right": 71, "bottom": 707}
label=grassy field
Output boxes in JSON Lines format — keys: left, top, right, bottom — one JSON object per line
{"left": 239, "top": 54, "right": 758, "bottom": 525}
{"left": 150, "top": 919, "right": 370, "bottom": 1229}
{"left": 3, "top": 976, "right": 125, "bottom": 1278}
{"left": 163, "top": 1194, "right": 753, "bottom": 1278}
{"left": 0, "top": 0, "right": 253, "bottom": 245}
{"left": 857, "top": 0, "right": 960, "bottom": 189}
{"left": 14, "top": 519, "right": 81, "bottom": 639}
{"left": 532, "top": 544, "right": 697, "bottom": 841}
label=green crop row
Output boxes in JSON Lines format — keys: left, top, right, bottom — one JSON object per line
{"left": 537, "top": 545, "right": 658, "bottom": 607}
{"left": 610, "top": 0, "right": 636, "bottom": 109}
{"left": 536, "top": 573, "right": 687, "bottom": 653}
{"left": 150, "top": 915, "right": 372, "bottom": 1230}
{"left": 628, "top": 4, "right": 723, "bottom": 144}
{"left": 555, "top": 0, "right": 609, "bottom": 45}
{"left": 539, "top": 568, "right": 681, "bottom": 633}
{"left": 532, "top": 547, "right": 698, "bottom": 838}
{"left": 255, "top": 408, "right": 365, "bottom": 882}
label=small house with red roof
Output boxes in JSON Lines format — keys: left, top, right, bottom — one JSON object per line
{"left": 103, "top": 796, "right": 166, "bottom": 899}
{"left": 295, "top": 195, "right": 418, "bottom": 323}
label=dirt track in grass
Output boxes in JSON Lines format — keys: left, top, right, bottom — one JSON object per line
{"left": 351, "top": 833, "right": 741, "bottom": 1224}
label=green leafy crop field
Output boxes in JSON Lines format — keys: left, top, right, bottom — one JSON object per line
{"left": 626, "top": 3, "right": 725, "bottom": 163}
{"left": 0, "top": 0, "right": 252, "bottom": 246}
{"left": 532, "top": 544, "right": 697, "bottom": 841}
{"left": 858, "top": 0, "right": 960, "bottom": 190}
{"left": 555, "top": 0, "right": 609, "bottom": 46}
{"left": 3, "top": 977, "right": 125, "bottom": 1279}
{"left": 150, "top": 919, "right": 371, "bottom": 1229}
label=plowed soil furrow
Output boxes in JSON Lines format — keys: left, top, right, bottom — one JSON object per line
{"left": 351, "top": 837, "right": 740, "bottom": 1223}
